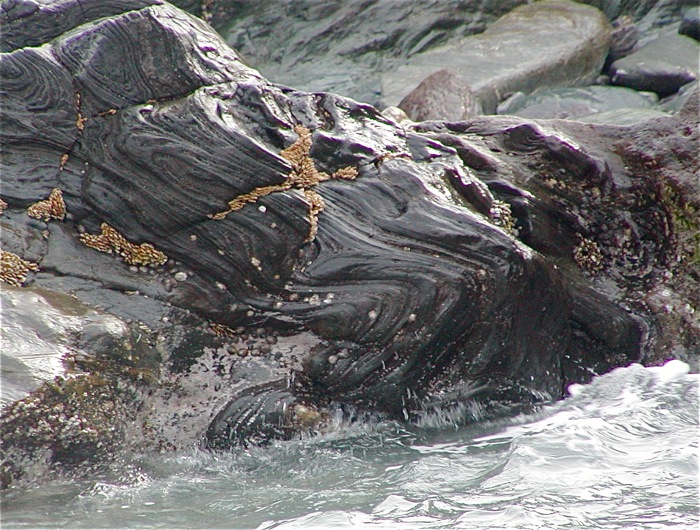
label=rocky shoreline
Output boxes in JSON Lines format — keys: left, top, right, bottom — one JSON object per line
{"left": 1, "top": 0, "right": 698, "bottom": 489}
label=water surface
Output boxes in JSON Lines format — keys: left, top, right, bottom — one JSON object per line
{"left": 2, "top": 361, "right": 697, "bottom": 529}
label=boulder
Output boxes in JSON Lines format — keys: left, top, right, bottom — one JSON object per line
{"left": 199, "top": 0, "right": 529, "bottom": 107}
{"left": 497, "top": 85, "right": 659, "bottom": 121}
{"left": 165, "top": 1, "right": 680, "bottom": 110}
{"left": 679, "top": 6, "right": 700, "bottom": 41}
{"left": 610, "top": 33, "right": 699, "bottom": 96}
{"left": 382, "top": 0, "right": 612, "bottom": 120}
{"left": 577, "top": 107, "right": 671, "bottom": 125}
{"left": 1, "top": 0, "right": 698, "bottom": 487}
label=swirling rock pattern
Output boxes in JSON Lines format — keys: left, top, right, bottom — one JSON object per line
{"left": 1, "top": 1, "right": 698, "bottom": 484}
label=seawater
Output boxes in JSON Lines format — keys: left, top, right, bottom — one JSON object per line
{"left": 2, "top": 361, "right": 698, "bottom": 529}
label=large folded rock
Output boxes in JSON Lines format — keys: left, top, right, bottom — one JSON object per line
{"left": 1, "top": 0, "right": 697, "bottom": 488}
{"left": 382, "top": 0, "right": 612, "bottom": 120}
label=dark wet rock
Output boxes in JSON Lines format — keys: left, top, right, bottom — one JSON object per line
{"left": 0, "top": 0, "right": 163, "bottom": 52}
{"left": 610, "top": 33, "right": 699, "bottom": 96}
{"left": 605, "top": 15, "right": 640, "bottom": 67}
{"left": 679, "top": 6, "right": 700, "bottom": 41}
{"left": 634, "top": 0, "right": 698, "bottom": 46}
{"left": 382, "top": 0, "right": 612, "bottom": 119}
{"left": 497, "top": 86, "right": 659, "bottom": 121}
{"left": 660, "top": 79, "right": 700, "bottom": 113}
{"left": 1, "top": 0, "right": 699, "bottom": 487}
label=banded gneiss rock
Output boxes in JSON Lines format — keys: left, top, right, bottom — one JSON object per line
{"left": 1, "top": 0, "right": 697, "bottom": 484}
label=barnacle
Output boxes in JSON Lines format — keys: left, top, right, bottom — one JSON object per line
{"left": 0, "top": 249, "right": 39, "bottom": 286}
{"left": 573, "top": 236, "right": 604, "bottom": 274}
{"left": 490, "top": 199, "right": 516, "bottom": 234}
{"left": 210, "top": 322, "right": 237, "bottom": 337}
{"left": 0, "top": 198, "right": 7, "bottom": 215}
{"left": 27, "top": 188, "right": 66, "bottom": 222}
{"left": 211, "top": 125, "right": 358, "bottom": 242}
{"left": 75, "top": 92, "right": 87, "bottom": 131}
{"left": 79, "top": 223, "right": 168, "bottom": 266}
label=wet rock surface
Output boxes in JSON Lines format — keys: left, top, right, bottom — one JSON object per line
{"left": 1, "top": 0, "right": 698, "bottom": 488}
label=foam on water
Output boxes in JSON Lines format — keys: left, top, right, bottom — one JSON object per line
{"left": 2, "top": 361, "right": 698, "bottom": 529}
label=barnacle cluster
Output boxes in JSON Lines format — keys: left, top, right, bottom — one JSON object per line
{"left": 79, "top": 223, "right": 168, "bottom": 266}
{"left": 210, "top": 322, "right": 237, "bottom": 337}
{"left": 0, "top": 371, "right": 140, "bottom": 488}
{"left": 211, "top": 125, "right": 358, "bottom": 242}
{"left": 573, "top": 236, "right": 604, "bottom": 274}
{"left": 0, "top": 249, "right": 39, "bottom": 286}
{"left": 27, "top": 188, "right": 66, "bottom": 222}
{"left": 490, "top": 199, "right": 516, "bottom": 234}
{"left": 75, "top": 92, "right": 87, "bottom": 132}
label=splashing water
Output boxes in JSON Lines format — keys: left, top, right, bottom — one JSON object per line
{"left": 2, "top": 361, "right": 697, "bottom": 529}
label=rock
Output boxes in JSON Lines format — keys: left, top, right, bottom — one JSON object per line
{"left": 577, "top": 107, "right": 671, "bottom": 125}
{"left": 0, "top": 0, "right": 163, "bottom": 52}
{"left": 1, "top": 0, "right": 698, "bottom": 486}
{"left": 382, "top": 0, "right": 612, "bottom": 119}
{"left": 381, "top": 106, "right": 413, "bottom": 126}
{"left": 610, "top": 33, "right": 699, "bottom": 96}
{"left": 679, "top": 6, "right": 700, "bottom": 41}
{"left": 660, "top": 79, "right": 699, "bottom": 113}
{"left": 497, "top": 85, "right": 659, "bottom": 121}
{"left": 202, "top": 0, "right": 529, "bottom": 108}
{"left": 398, "top": 70, "right": 481, "bottom": 122}
{"left": 166, "top": 1, "right": 677, "bottom": 109}
{"left": 605, "top": 15, "right": 640, "bottom": 67}
{"left": 634, "top": 0, "right": 696, "bottom": 46}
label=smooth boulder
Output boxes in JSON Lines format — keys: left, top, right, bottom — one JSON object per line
{"left": 497, "top": 85, "right": 659, "bottom": 121}
{"left": 382, "top": 0, "right": 612, "bottom": 119}
{"left": 610, "top": 33, "right": 699, "bottom": 96}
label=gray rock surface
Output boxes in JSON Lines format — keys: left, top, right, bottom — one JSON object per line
{"left": 209, "top": 0, "right": 527, "bottom": 107}
{"left": 497, "top": 86, "right": 659, "bottom": 121}
{"left": 610, "top": 33, "right": 699, "bottom": 96}
{"left": 382, "top": 0, "right": 612, "bottom": 120}
{"left": 577, "top": 107, "right": 672, "bottom": 125}
{"left": 168, "top": 0, "right": 684, "bottom": 110}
